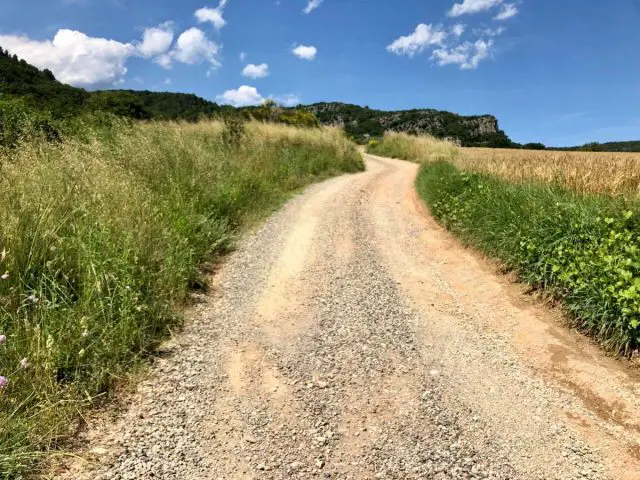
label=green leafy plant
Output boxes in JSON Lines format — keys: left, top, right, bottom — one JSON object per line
{"left": 417, "top": 160, "right": 640, "bottom": 354}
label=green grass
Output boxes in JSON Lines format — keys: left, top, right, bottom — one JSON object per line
{"left": 417, "top": 161, "right": 640, "bottom": 355}
{"left": 366, "top": 131, "right": 458, "bottom": 163}
{"left": 0, "top": 119, "right": 363, "bottom": 478}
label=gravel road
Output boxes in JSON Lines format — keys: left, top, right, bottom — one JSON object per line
{"left": 53, "top": 154, "right": 640, "bottom": 480}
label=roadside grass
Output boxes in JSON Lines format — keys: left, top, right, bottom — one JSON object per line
{"left": 368, "top": 133, "right": 640, "bottom": 356}
{"left": 367, "top": 131, "right": 458, "bottom": 164}
{"left": 0, "top": 119, "right": 363, "bottom": 477}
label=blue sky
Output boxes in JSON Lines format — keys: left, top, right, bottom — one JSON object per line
{"left": 1, "top": 0, "right": 639, "bottom": 146}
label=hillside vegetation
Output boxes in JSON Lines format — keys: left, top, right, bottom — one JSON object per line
{"left": 1, "top": 48, "right": 518, "bottom": 146}
{"left": 368, "top": 133, "right": 640, "bottom": 354}
{"left": 0, "top": 119, "right": 363, "bottom": 477}
{"left": 305, "top": 102, "right": 514, "bottom": 147}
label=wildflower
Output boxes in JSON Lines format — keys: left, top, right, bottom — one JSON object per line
{"left": 27, "top": 295, "right": 38, "bottom": 304}
{"left": 0, "top": 272, "right": 8, "bottom": 280}
{"left": 0, "top": 376, "right": 8, "bottom": 389}
{"left": 81, "top": 329, "right": 89, "bottom": 338}
{"left": 0, "top": 248, "right": 6, "bottom": 262}
{"left": 0, "top": 335, "right": 6, "bottom": 345}
{"left": 20, "top": 358, "right": 30, "bottom": 370}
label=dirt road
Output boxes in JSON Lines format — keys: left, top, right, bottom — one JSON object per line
{"left": 56, "top": 154, "right": 640, "bottom": 480}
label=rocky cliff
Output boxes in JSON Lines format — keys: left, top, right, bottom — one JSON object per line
{"left": 303, "top": 102, "right": 512, "bottom": 147}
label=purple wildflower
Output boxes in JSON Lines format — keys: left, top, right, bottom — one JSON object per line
{"left": 0, "top": 376, "right": 8, "bottom": 389}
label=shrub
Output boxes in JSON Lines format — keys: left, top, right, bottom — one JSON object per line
{"left": 0, "top": 98, "right": 61, "bottom": 148}
{"left": 221, "top": 115, "right": 246, "bottom": 149}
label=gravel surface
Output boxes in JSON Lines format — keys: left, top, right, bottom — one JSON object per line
{"left": 53, "top": 155, "right": 640, "bottom": 480}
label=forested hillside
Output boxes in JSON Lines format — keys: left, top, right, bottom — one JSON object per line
{"left": 7, "top": 46, "right": 635, "bottom": 150}
{"left": 305, "top": 102, "right": 514, "bottom": 147}
{"left": 0, "top": 47, "right": 227, "bottom": 120}
{"left": 0, "top": 47, "right": 516, "bottom": 146}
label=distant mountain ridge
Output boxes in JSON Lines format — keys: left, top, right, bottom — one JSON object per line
{"left": 0, "top": 46, "right": 510, "bottom": 146}
{"left": 305, "top": 102, "right": 512, "bottom": 147}
{"left": 3, "top": 45, "right": 638, "bottom": 151}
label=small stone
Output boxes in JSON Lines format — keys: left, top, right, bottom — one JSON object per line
{"left": 315, "top": 459, "right": 324, "bottom": 468}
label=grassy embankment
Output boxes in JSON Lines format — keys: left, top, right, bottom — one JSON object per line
{"left": 368, "top": 132, "right": 640, "bottom": 355}
{"left": 0, "top": 120, "right": 363, "bottom": 477}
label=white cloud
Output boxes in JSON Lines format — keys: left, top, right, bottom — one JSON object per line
{"left": 216, "top": 85, "right": 264, "bottom": 107}
{"left": 195, "top": 0, "right": 230, "bottom": 30}
{"left": 432, "top": 38, "right": 493, "bottom": 69}
{"left": 171, "top": 27, "right": 221, "bottom": 67}
{"left": 242, "top": 63, "right": 269, "bottom": 78}
{"left": 0, "top": 29, "right": 135, "bottom": 86}
{"left": 476, "top": 26, "right": 506, "bottom": 36}
{"left": 155, "top": 53, "right": 173, "bottom": 69}
{"left": 451, "top": 24, "right": 466, "bottom": 36}
{"left": 239, "top": 51, "right": 246, "bottom": 61}
{"left": 448, "top": 0, "right": 503, "bottom": 17}
{"left": 494, "top": 3, "right": 518, "bottom": 20}
{"left": 292, "top": 44, "right": 317, "bottom": 60}
{"left": 386, "top": 24, "right": 447, "bottom": 57}
{"left": 272, "top": 94, "right": 300, "bottom": 107}
{"left": 303, "top": 0, "right": 323, "bottom": 14}
{"left": 138, "top": 22, "right": 174, "bottom": 58}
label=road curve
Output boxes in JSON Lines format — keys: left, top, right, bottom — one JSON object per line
{"left": 54, "top": 154, "right": 640, "bottom": 480}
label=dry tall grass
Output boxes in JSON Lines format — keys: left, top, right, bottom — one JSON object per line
{"left": 456, "top": 147, "right": 640, "bottom": 197}
{"left": 0, "top": 119, "right": 363, "bottom": 477}
{"left": 368, "top": 131, "right": 640, "bottom": 197}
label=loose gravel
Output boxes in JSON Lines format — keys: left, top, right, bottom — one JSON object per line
{"left": 53, "top": 155, "right": 627, "bottom": 480}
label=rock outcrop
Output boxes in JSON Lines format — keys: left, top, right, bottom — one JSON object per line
{"left": 303, "top": 102, "right": 511, "bottom": 147}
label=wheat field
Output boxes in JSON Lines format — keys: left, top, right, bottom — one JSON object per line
{"left": 368, "top": 132, "right": 640, "bottom": 197}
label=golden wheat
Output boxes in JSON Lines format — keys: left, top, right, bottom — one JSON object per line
{"left": 370, "top": 132, "right": 640, "bottom": 197}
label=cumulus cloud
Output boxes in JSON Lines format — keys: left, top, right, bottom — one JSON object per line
{"left": 451, "top": 24, "right": 466, "bottom": 36}
{"left": 386, "top": 24, "right": 447, "bottom": 57}
{"left": 216, "top": 85, "right": 264, "bottom": 107}
{"left": 138, "top": 22, "right": 174, "bottom": 58}
{"left": 242, "top": 63, "right": 269, "bottom": 78}
{"left": 432, "top": 39, "right": 493, "bottom": 69}
{"left": 170, "top": 27, "right": 221, "bottom": 67}
{"left": 494, "top": 3, "right": 518, "bottom": 20}
{"left": 155, "top": 53, "right": 173, "bottom": 69}
{"left": 292, "top": 44, "right": 317, "bottom": 60}
{"left": 448, "top": 0, "right": 503, "bottom": 17}
{"left": 195, "top": 0, "right": 230, "bottom": 30}
{"left": 303, "top": 0, "right": 323, "bottom": 14}
{"left": 0, "top": 29, "right": 135, "bottom": 86}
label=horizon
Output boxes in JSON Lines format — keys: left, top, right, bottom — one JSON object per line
{"left": 1, "top": 0, "right": 639, "bottom": 146}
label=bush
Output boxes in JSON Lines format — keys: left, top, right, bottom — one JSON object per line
{"left": 417, "top": 161, "right": 640, "bottom": 354}
{"left": 221, "top": 115, "right": 246, "bottom": 149}
{"left": 0, "top": 98, "right": 61, "bottom": 148}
